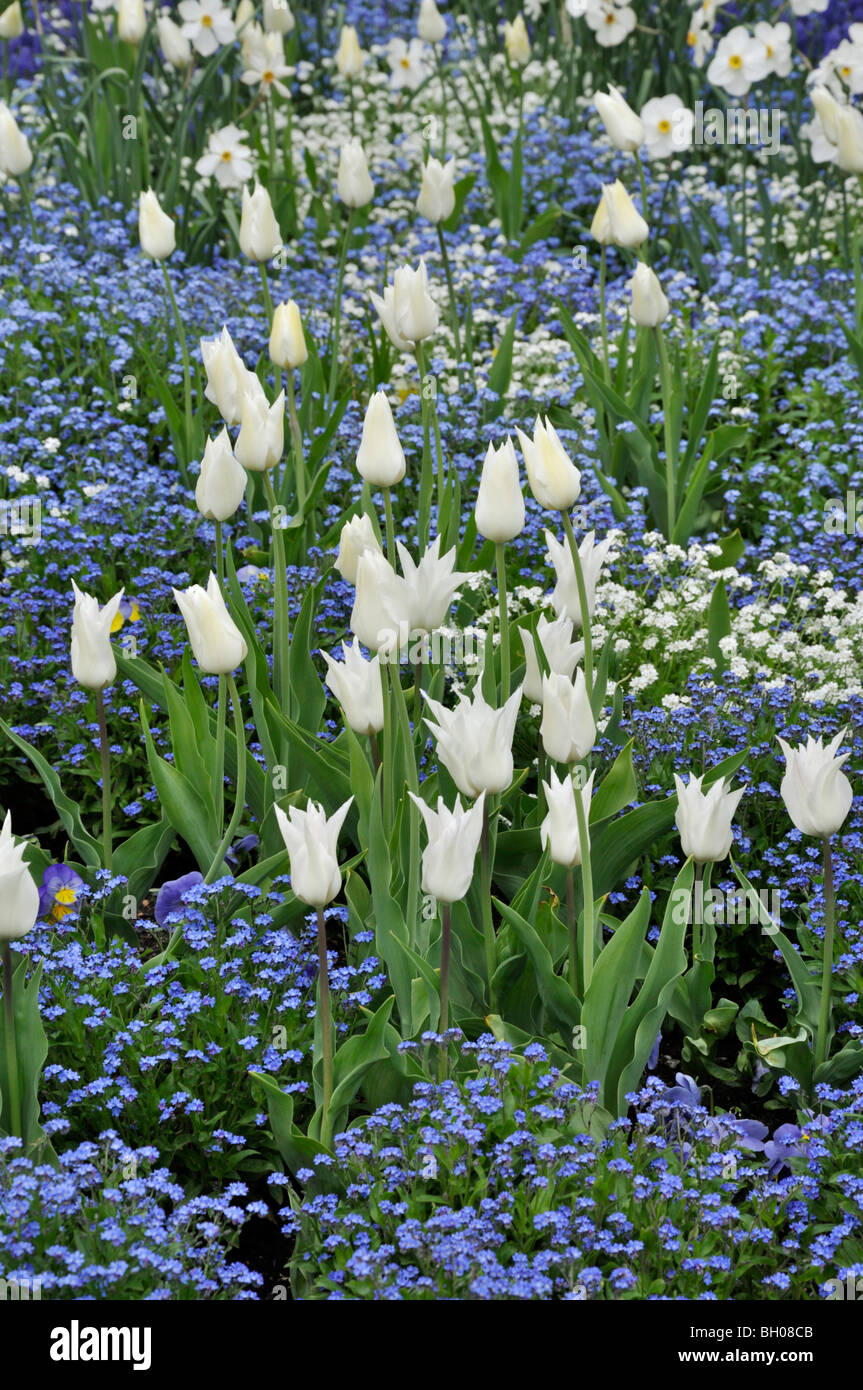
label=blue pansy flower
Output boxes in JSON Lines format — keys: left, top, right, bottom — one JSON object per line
{"left": 154, "top": 871, "right": 204, "bottom": 927}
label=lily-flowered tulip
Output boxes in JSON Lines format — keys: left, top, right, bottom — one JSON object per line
{"left": 591, "top": 179, "right": 648, "bottom": 248}
{"left": 275, "top": 797, "right": 353, "bottom": 907}
{"left": 811, "top": 85, "right": 841, "bottom": 147}
{"left": 546, "top": 528, "right": 614, "bottom": 628}
{"left": 503, "top": 14, "right": 530, "bottom": 66}
{"left": 424, "top": 684, "right": 522, "bottom": 798}
{"left": 355, "top": 391, "right": 406, "bottom": 487}
{"left": 263, "top": 0, "right": 294, "bottom": 33}
{"left": 0, "top": 3, "right": 24, "bottom": 39}
{"left": 541, "top": 767, "right": 596, "bottom": 868}
{"left": 173, "top": 573, "right": 248, "bottom": 674}
{"left": 475, "top": 438, "right": 524, "bottom": 543}
{"left": 138, "top": 189, "right": 176, "bottom": 261}
{"left": 351, "top": 550, "right": 411, "bottom": 656}
{"left": 235, "top": 387, "right": 285, "bottom": 472}
{"left": 269, "top": 299, "right": 308, "bottom": 369}
{"left": 595, "top": 85, "right": 644, "bottom": 152}
{"left": 0, "top": 812, "right": 39, "bottom": 940}
{"left": 335, "top": 24, "right": 364, "bottom": 78}
{"left": 416, "top": 155, "right": 456, "bottom": 223}
{"left": 239, "top": 182, "right": 282, "bottom": 261}
{"left": 630, "top": 262, "right": 669, "bottom": 327}
{"left": 70, "top": 581, "right": 123, "bottom": 691}
{"left": 674, "top": 772, "right": 745, "bottom": 864}
{"left": 418, "top": 0, "right": 446, "bottom": 44}
{"left": 519, "top": 614, "right": 583, "bottom": 705}
{"left": 397, "top": 534, "right": 467, "bottom": 635}
{"left": 322, "top": 639, "right": 384, "bottom": 736}
{"left": 835, "top": 104, "right": 863, "bottom": 173}
{"left": 516, "top": 417, "right": 581, "bottom": 511}
{"left": 337, "top": 137, "right": 374, "bottom": 208}
{"left": 0, "top": 102, "right": 31, "bottom": 175}
{"left": 157, "top": 14, "right": 192, "bottom": 68}
{"left": 407, "top": 791, "right": 485, "bottom": 903}
{"left": 201, "top": 326, "right": 262, "bottom": 426}
{"left": 778, "top": 732, "right": 853, "bottom": 838}
{"left": 335, "top": 512, "right": 383, "bottom": 584}
{"left": 370, "top": 259, "right": 439, "bottom": 349}
{"left": 195, "top": 427, "right": 247, "bottom": 522}
{"left": 117, "top": 0, "right": 146, "bottom": 44}
{"left": 540, "top": 669, "right": 596, "bottom": 765}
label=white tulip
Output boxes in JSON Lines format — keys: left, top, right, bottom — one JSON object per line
{"left": 138, "top": 189, "right": 176, "bottom": 261}
{"left": 835, "top": 104, "right": 863, "bottom": 172}
{"left": 0, "top": 3, "right": 24, "bottom": 39}
{"left": 503, "top": 14, "right": 530, "bottom": 66}
{"left": 0, "top": 102, "right": 31, "bottom": 175}
{"left": 322, "top": 639, "right": 384, "bottom": 736}
{"left": 70, "top": 581, "right": 123, "bottom": 691}
{"left": 356, "top": 392, "right": 406, "bottom": 487}
{"left": 368, "top": 284, "right": 413, "bottom": 352}
{"left": 335, "top": 24, "right": 364, "bottom": 79}
{"left": 519, "top": 614, "right": 583, "bottom": 705}
{"left": 337, "top": 138, "right": 374, "bottom": 208}
{"left": 173, "top": 573, "right": 248, "bottom": 675}
{"left": 0, "top": 812, "right": 39, "bottom": 941}
{"left": 516, "top": 416, "right": 581, "bottom": 511}
{"left": 239, "top": 182, "right": 282, "bottom": 262}
{"left": 351, "top": 550, "right": 411, "bottom": 656}
{"left": 418, "top": 0, "right": 446, "bottom": 44}
{"left": 335, "top": 512, "right": 383, "bottom": 585}
{"left": 424, "top": 683, "right": 522, "bottom": 798}
{"left": 811, "top": 85, "right": 841, "bottom": 146}
{"left": 397, "top": 534, "right": 467, "bottom": 635}
{"left": 407, "top": 792, "right": 485, "bottom": 903}
{"left": 235, "top": 388, "right": 285, "bottom": 472}
{"left": 157, "top": 15, "right": 193, "bottom": 68}
{"left": 674, "top": 772, "right": 745, "bottom": 864}
{"left": 591, "top": 179, "right": 649, "bottom": 249}
{"left": 275, "top": 797, "right": 353, "bottom": 907}
{"left": 541, "top": 767, "right": 596, "bottom": 868}
{"left": 201, "top": 326, "right": 263, "bottom": 426}
{"left": 595, "top": 85, "right": 644, "bottom": 152}
{"left": 393, "top": 258, "right": 439, "bottom": 344}
{"left": 195, "top": 427, "right": 247, "bottom": 521}
{"left": 546, "top": 528, "right": 614, "bottom": 629}
{"left": 629, "top": 263, "right": 669, "bottom": 327}
{"left": 778, "top": 732, "right": 853, "bottom": 839}
{"left": 117, "top": 0, "right": 146, "bottom": 44}
{"left": 263, "top": 0, "right": 294, "bottom": 34}
{"left": 416, "top": 155, "right": 456, "bottom": 223}
{"left": 269, "top": 299, "right": 308, "bottom": 369}
{"left": 475, "top": 437, "right": 524, "bottom": 543}
{"left": 540, "top": 669, "right": 596, "bottom": 765}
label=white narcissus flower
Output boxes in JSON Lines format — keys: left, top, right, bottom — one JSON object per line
{"left": 275, "top": 797, "right": 353, "bottom": 908}
{"left": 407, "top": 792, "right": 485, "bottom": 903}
{"left": 0, "top": 3, "right": 24, "bottom": 39}
{"left": 475, "top": 437, "right": 524, "bottom": 543}
{"left": 0, "top": 812, "right": 39, "bottom": 941}
{"left": 416, "top": 155, "right": 456, "bottom": 224}
{"left": 706, "top": 25, "right": 769, "bottom": 98}
{"left": 590, "top": 179, "right": 648, "bottom": 248}
{"left": 195, "top": 427, "right": 247, "bottom": 522}
{"left": 322, "top": 639, "right": 384, "bottom": 736}
{"left": 754, "top": 21, "right": 792, "bottom": 79}
{"left": 335, "top": 513, "right": 383, "bottom": 585}
{"left": 70, "top": 581, "right": 124, "bottom": 691}
{"left": 351, "top": 550, "right": 411, "bottom": 656}
{"left": 157, "top": 14, "right": 193, "bottom": 68}
{"left": 541, "top": 767, "right": 596, "bottom": 867}
{"left": 173, "top": 573, "right": 248, "bottom": 675}
{"left": 269, "top": 300, "right": 308, "bottom": 369}
{"left": 387, "top": 36, "right": 431, "bottom": 90}
{"left": 239, "top": 182, "right": 282, "bottom": 262}
{"left": 586, "top": 2, "right": 637, "bottom": 49}
{"left": 595, "top": 86, "right": 643, "bottom": 149}
{"left": 778, "top": 732, "right": 853, "bottom": 839}
{"left": 355, "top": 392, "right": 406, "bottom": 488}
{"left": 418, "top": 0, "right": 446, "bottom": 45}
{"left": 195, "top": 124, "right": 254, "bottom": 190}
{"left": 263, "top": 0, "right": 294, "bottom": 35}
{"left": 503, "top": 15, "right": 530, "bottom": 67}
{"left": 397, "top": 534, "right": 467, "bottom": 635}
{"left": 516, "top": 416, "right": 581, "bottom": 511}
{"left": 0, "top": 101, "right": 31, "bottom": 175}
{"left": 138, "top": 188, "right": 175, "bottom": 261}
{"left": 117, "top": 0, "right": 146, "bottom": 44}
{"left": 178, "top": 0, "right": 236, "bottom": 56}
{"left": 335, "top": 24, "right": 364, "bottom": 78}
{"left": 629, "top": 263, "right": 669, "bottom": 327}
{"left": 540, "top": 669, "right": 596, "bottom": 765}
{"left": 835, "top": 104, "right": 863, "bottom": 172}
{"left": 235, "top": 387, "right": 285, "bottom": 472}
{"left": 337, "top": 137, "right": 374, "bottom": 208}
{"left": 424, "top": 684, "right": 522, "bottom": 798}
{"left": 828, "top": 38, "right": 863, "bottom": 94}
{"left": 685, "top": 12, "right": 713, "bottom": 68}
{"left": 200, "top": 326, "right": 263, "bottom": 427}
{"left": 242, "top": 29, "right": 293, "bottom": 98}
{"left": 640, "top": 94, "right": 694, "bottom": 159}
{"left": 371, "top": 259, "right": 439, "bottom": 349}
{"left": 519, "top": 614, "right": 583, "bottom": 705}
{"left": 673, "top": 772, "right": 745, "bottom": 864}
{"left": 546, "top": 528, "right": 614, "bottom": 629}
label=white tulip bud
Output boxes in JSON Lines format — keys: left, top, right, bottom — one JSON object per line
{"left": 674, "top": 772, "right": 745, "bottom": 864}
{"left": 0, "top": 3, "right": 24, "bottom": 40}
{"left": 475, "top": 437, "right": 524, "bottom": 543}
{"left": 416, "top": 154, "right": 456, "bottom": 224}
{"left": 322, "top": 639, "right": 385, "bottom": 735}
{"left": 239, "top": 182, "right": 282, "bottom": 262}
{"left": 811, "top": 85, "right": 841, "bottom": 145}
{"left": 337, "top": 137, "right": 374, "bottom": 208}
{"left": 368, "top": 284, "right": 413, "bottom": 352}
{"left": 351, "top": 550, "right": 411, "bottom": 656}
{"left": 195, "top": 427, "right": 247, "bottom": 522}
{"left": 173, "top": 573, "right": 248, "bottom": 675}
{"left": 70, "top": 581, "right": 123, "bottom": 691}
{"left": 269, "top": 299, "right": 308, "bottom": 369}
{"left": 778, "top": 732, "right": 853, "bottom": 839}
{"left": 138, "top": 188, "right": 176, "bottom": 261}
{"left": 591, "top": 180, "right": 649, "bottom": 249}
{"left": 355, "top": 392, "right": 406, "bottom": 488}
{"left": 539, "top": 669, "right": 596, "bottom": 765}
{"left": 235, "top": 388, "right": 285, "bottom": 472}
{"left": 117, "top": 0, "right": 146, "bottom": 45}
{"left": 335, "top": 513, "right": 383, "bottom": 585}
{"left": 407, "top": 791, "right": 485, "bottom": 904}
{"left": 516, "top": 416, "right": 581, "bottom": 511}
{"left": 595, "top": 86, "right": 644, "bottom": 152}
{"left": 0, "top": 101, "right": 31, "bottom": 175}
{"left": 418, "top": 0, "right": 446, "bottom": 44}
{"left": 335, "top": 24, "right": 364, "bottom": 79}
{"left": 519, "top": 614, "right": 582, "bottom": 705}
{"left": 629, "top": 263, "right": 669, "bottom": 327}
{"left": 201, "top": 326, "right": 263, "bottom": 427}
{"left": 835, "top": 104, "right": 863, "bottom": 173}
{"left": 0, "top": 812, "right": 39, "bottom": 941}
{"left": 157, "top": 15, "right": 193, "bottom": 68}
{"left": 393, "top": 258, "right": 438, "bottom": 345}
{"left": 263, "top": 0, "right": 294, "bottom": 35}
{"left": 275, "top": 797, "right": 353, "bottom": 908}
{"left": 541, "top": 767, "right": 595, "bottom": 868}
{"left": 503, "top": 14, "right": 530, "bottom": 67}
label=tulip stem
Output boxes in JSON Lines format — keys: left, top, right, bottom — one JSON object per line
{"left": 327, "top": 207, "right": 355, "bottom": 408}
{"left": 204, "top": 674, "right": 246, "bottom": 886}
{"left": 214, "top": 676, "right": 227, "bottom": 840}
{"left": 413, "top": 652, "right": 424, "bottom": 729}
{"left": 315, "top": 905, "right": 334, "bottom": 1146}
{"left": 263, "top": 471, "right": 291, "bottom": 721}
{"left": 815, "top": 836, "right": 836, "bottom": 1073}
{"left": 285, "top": 372, "right": 305, "bottom": 512}
{"left": 414, "top": 341, "right": 434, "bottom": 549}
{"left": 160, "top": 261, "right": 194, "bottom": 477}
{"left": 258, "top": 261, "right": 275, "bottom": 327}
{"left": 382, "top": 662, "right": 394, "bottom": 830}
{"left": 214, "top": 519, "right": 224, "bottom": 588}
{"left": 566, "top": 866, "right": 577, "bottom": 992}
{"left": 573, "top": 777, "right": 594, "bottom": 991}
{"left": 599, "top": 245, "right": 610, "bottom": 384}
{"left": 369, "top": 731, "right": 381, "bottom": 777}
{"left": 560, "top": 509, "right": 594, "bottom": 695}
{"left": 495, "top": 542, "right": 510, "bottom": 701}
{"left": 654, "top": 326, "right": 677, "bottom": 540}
{"left": 635, "top": 153, "right": 650, "bottom": 266}
{"left": 1, "top": 942, "right": 21, "bottom": 1139}
{"left": 692, "top": 861, "right": 703, "bottom": 961}
{"left": 95, "top": 691, "right": 112, "bottom": 873}
{"left": 436, "top": 223, "right": 462, "bottom": 372}
{"left": 438, "top": 902, "right": 451, "bottom": 1079}
{"left": 383, "top": 486, "right": 396, "bottom": 564}
{"left": 480, "top": 799, "right": 497, "bottom": 1009}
